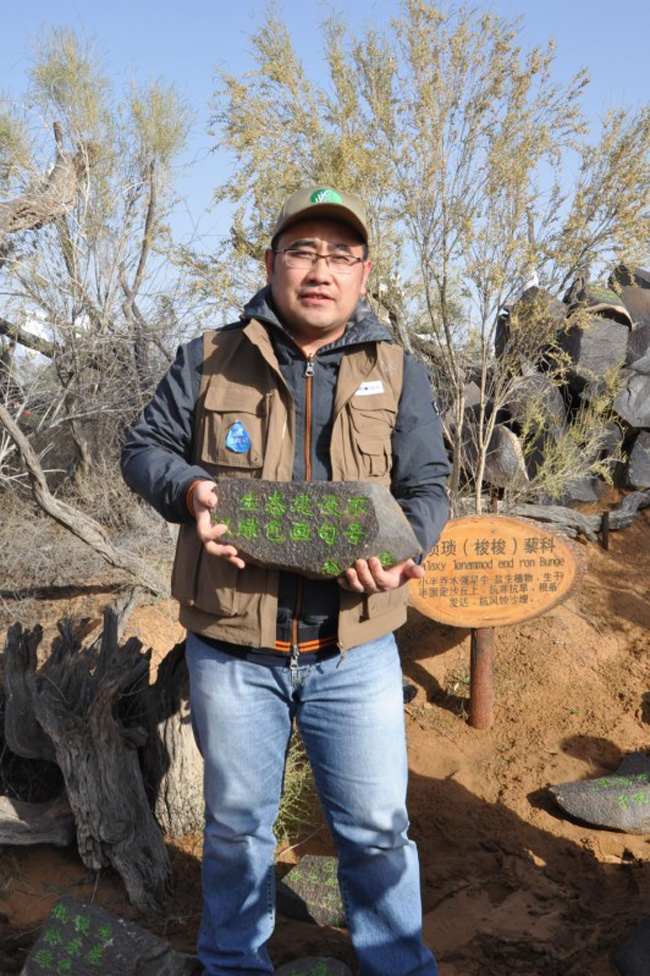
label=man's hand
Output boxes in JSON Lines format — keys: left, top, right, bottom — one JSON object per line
{"left": 192, "top": 481, "right": 246, "bottom": 569}
{"left": 338, "top": 556, "right": 424, "bottom": 593}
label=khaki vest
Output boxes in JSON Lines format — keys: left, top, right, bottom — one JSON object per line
{"left": 172, "top": 319, "right": 407, "bottom": 651}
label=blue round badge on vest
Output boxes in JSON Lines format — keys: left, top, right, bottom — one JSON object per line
{"left": 226, "top": 420, "right": 251, "bottom": 453}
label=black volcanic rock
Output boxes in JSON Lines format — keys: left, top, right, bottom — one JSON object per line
{"left": 275, "top": 959, "right": 352, "bottom": 976}
{"left": 22, "top": 897, "right": 199, "bottom": 975}
{"left": 211, "top": 480, "right": 421, "bottom": 578}
{"left": 627, "top": 431, "right": 650, "bottom": 490}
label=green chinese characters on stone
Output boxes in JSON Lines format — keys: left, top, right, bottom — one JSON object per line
{"left": 34, "top": 948, "right": 54, "bottom": 969}
{"left": 290, "top": 494, "right": 314, "bottom": 517}
{"left": 344, "top": 521, "right": 366, "bottom": 545}
{"left": 239, "top": 490, "right": 260, "bottom": 511}
{"left": 265, "top": 490, "right": 287, "bottom": 517}
{"left": 44, "top": 928, "right": 63, "bottom": 947}
{"left": 617, "top": 790, "right": 650, "bottom": 808}
{"left": 321, "top": 558, "right": 342, "bottom": 576}
{"left": 51, "top": 904, "right": 69, "bottom": 924}
{"left": 318, "top": 523, "right": 337, "bottom": 546}
{"left": 57, "top": 960, "right": 73, "bottom": 975}
{"left": 290, "top": 521, "right": 312, "bottom": 542}
{"left": 346, "top": 496, "right": 369, "bottom": 517}
{"left": 377, "top": 552, "right": 395, "bottom": 568}
{"left": 66, "top": 937, "right": 83, "bottom": 956}
{"left": 265, "top": 519, "right": 286, "bottom": 543}
{"left": 237, "top": 517, "right": 260, "bottom": 541}
{"left": 85, "top": 943, "right": 104, "bottom": 966}
{"left": 73, "top": 915, "right": 91, "bottom": 937}
{"left": 319, "top": 495, "right": 342, "bottom": 519}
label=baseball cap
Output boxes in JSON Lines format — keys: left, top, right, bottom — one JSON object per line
{"left": 272, "top": 186, "right": 369, "bottom": 244}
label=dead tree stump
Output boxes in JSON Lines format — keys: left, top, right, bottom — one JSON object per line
{"left": 2, "top": 608, "right": 203, "bottom": 915}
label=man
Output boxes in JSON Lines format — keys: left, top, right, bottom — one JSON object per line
{"left": 121, "top": 186, "right": 450, "bottom": 976}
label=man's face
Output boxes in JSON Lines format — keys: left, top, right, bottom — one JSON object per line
{"left": 264, "top": 218, "right": 371, "bottom": 352}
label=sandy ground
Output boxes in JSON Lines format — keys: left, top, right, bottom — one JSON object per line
{"left": 0, "top": 508, "right": 649, "bottom": 974}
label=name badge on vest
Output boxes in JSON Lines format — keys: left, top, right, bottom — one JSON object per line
{"left": 225, "top": 420, "right": 251, "bottom": 453}
{"left": 355, "top": 380, "right": 384, "bottom": 396}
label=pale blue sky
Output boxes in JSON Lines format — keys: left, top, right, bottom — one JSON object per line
{"left": 2, "top": 0, "right": 648, "bottom": 246}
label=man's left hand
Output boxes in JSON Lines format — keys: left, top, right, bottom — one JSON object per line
{"left": 338, "top": 557, "right": 425, "bottom": 593}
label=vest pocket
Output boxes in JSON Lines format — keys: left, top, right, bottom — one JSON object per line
{"left": 171, "top": 523, "right": 239, "bottom": 616}
{"left": 361, "top": 587, "right": 407, "bottom": 621}
{"left": 201, "top": 385, "right": 267, "bottom": 474}
{"left": 347, "top": 404, "right": 396, "bottom": 481}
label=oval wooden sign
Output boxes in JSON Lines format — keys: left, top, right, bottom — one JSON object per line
{"left": 409, "top": 515, "right": 586, "bottom": 628}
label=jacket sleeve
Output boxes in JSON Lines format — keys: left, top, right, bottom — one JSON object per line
{"left": 390, "top": 352, "right": 451, "bottom": 555}
{"left": 120, "top": 336, "right": 215, "bottom": 523}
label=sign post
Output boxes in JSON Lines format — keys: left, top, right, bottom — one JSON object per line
{"left": 410, "top": 516, "right": 585, "bottom": 729}
{"left": 469, "top": 627, "right": 495, "bottom": 730}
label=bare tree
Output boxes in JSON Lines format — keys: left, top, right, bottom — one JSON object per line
{"left": 201, "top": 2, "right": 649, "bottom": 511}
{"left": 0, "top": 29, "right": 193, "bottom": 487}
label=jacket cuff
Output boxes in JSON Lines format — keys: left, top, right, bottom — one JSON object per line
{"left": 186, "top": 480, "right": 203, "bottom": 518}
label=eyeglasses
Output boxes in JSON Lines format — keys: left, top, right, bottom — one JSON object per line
{"left": 273, "top": 248, "right": 365, "bottom": 275}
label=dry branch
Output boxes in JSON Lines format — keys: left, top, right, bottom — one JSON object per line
{"left": 0, "top": 127, "right": 98, "bottom": 243}
{"left": 0, "top": 403, "right": 169, "bottom": 596}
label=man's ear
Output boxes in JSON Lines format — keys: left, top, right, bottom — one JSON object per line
{"left": 264, "top": 248, "right": 275, "bottom": 283}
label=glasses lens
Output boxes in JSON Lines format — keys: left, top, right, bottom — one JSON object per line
{"left": 283, "top": 250, "right": 357, "bottom": 274}
{"left": 284, "top": 250, "right": 313, "bottom": 270}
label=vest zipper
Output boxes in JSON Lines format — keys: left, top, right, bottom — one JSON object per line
{"left": 291, "top": 352, "right": 316, "bottom": 659}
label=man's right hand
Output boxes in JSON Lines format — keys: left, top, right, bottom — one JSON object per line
{"left": 192, "top": 481, "right": 246, "bottom": 569}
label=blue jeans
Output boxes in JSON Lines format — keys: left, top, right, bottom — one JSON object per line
{"left": 186, "top": 631, "right": 438, "bottom": 976}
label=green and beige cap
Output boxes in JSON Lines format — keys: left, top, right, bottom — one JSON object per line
{"left": 272, "top": 186, "right": 369, "bottom": 243}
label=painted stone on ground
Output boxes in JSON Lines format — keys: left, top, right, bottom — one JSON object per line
{"left": 276, "top": 855, "right": 346, "bottom": 927}
{"left": 549, "top": 752, "right": 650, "bottom": 834}
{"left": 274, "top": 958, "right": 353, "bottom": 976}
{"left": 613, "top": 916, "right": 650, "bottom": 976}
{"left": 21, "top": 896, "right": 200, "bottom": 975}
{"left": 211, "top": 480, "right": 421, "bottom": 579}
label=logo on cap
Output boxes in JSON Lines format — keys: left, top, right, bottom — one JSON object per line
{"left": 309, "top": 188, "right": 343, "bottom": 204}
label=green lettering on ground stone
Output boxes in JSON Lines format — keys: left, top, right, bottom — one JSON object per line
{"left": 35, "top": 947, "right": 54, "bottom": 969}
{"left": 86, "top": 943, "right": 104, "bottom": 965}
{"left": 57, "top": 960, "right": 73, "bottom": 974}
{"left": 44, "top": 929, "right": 63, "bottom": 946}
{"left": 98, "top": 924, "right": 113, "bottom": 943}
{"left": 73, "top": 915, "right": 90, "bottom": 936}
{"left": 51, "top": 904, "right": 69, "bottom": 923}
{"left": 66, "top": 937, "right": 83, "bottom": 956}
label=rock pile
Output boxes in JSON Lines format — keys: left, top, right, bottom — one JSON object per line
{"left": 459, "top": 265, "right": 650, "bottom": 502}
